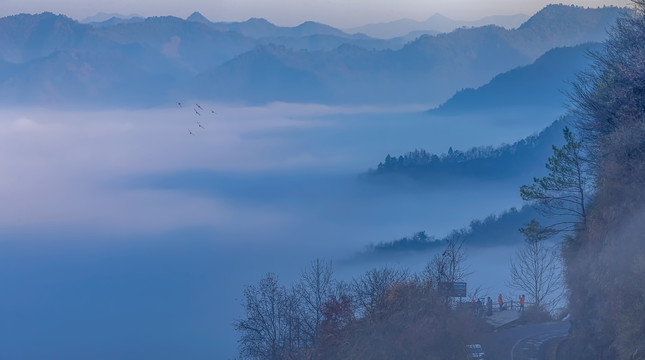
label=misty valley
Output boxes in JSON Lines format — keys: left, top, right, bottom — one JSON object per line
{"left": 1, "top": 3, "right": 644, "bottom": 360}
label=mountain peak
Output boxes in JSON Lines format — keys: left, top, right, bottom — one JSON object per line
{"left": 244, "top": 17, "right": 273, "bottom": 25}
{"left": 298, "top": 20, "right": 324, "bottom": 26}
{"left": 293, "top": 20, "right": 347, "bottom": 37}
{"left": 425, "top": 13, "right": 452, "bottom": 22}
{"left": 187, "top": 11, "right": 211, "bottom": 24}
{"left": 295, "top": 20, "right": 334, "bottom": 30}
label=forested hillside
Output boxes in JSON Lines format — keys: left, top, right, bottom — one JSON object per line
{"left": 366, "top": 205, "right": 541, "bottom": 254}
{"left": 560, "top": 2, "right": 645, "bottom": 358}
{"left": 366, "top": 117, "right": 566, "bottom": 181}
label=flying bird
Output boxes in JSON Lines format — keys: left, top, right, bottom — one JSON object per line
{"left": 196, "top": 103, "right": 203, "bottom": 111}
{"left": 210, "top": 109, "right": 217, "bottom": 115}
{"left": 177, "top": 101, "right": 182, "bottom": 107}
{"left": 197, "top": 121, "right": 205, "bottom": 130}
{"left": 188, "top": 129, "right": 194, "bottom": 135}
{"left": 194, "top": 109, "right": 201, "bottom": 116}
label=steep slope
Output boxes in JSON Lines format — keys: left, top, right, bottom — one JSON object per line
{"left": 512, "top": 4, "right": 624, "bottom": 58}
{"left": 432, "top": 42, "right": 602, "bottom": 114}
{"left": 560, "top": 7, "right": 645, "bottom": 358}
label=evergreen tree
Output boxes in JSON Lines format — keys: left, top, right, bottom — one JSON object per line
{"left": 520, "top": 127, "right": 591, "bottom": 235}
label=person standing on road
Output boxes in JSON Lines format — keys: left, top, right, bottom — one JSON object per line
{"left": 519, "top": 294, "right": 525, "bottom": 312}
{"left": 498, "top": 293, "right": 504, "bottom": 311}
{"left": 486, "top": 297, "right": 493, "bottom": 316}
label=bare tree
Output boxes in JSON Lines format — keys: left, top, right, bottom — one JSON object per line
{"left": 282, "top": 287, "right": 308, "bottom": 360}
{"left": 235, "top": 273, "right": 300, "bottom": 360}
{"left": 296, "top": 259, "right": 335, "bottom": 347}
{"left": 352, "top": 266, "right": 409, "bottom": 317}
{"left": 423, "top": 233, "right": 469, "bottom": 287}
{"left": 507, "top": 238, "right": 564, "bottom": 313}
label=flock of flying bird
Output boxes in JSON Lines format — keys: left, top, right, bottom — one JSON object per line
{"left": 176, "top": 101, "right": 217, "bottom": 135}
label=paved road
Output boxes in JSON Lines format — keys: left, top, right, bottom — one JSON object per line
{"left": 475, "top": 321, "right": 570, "bottom": 360}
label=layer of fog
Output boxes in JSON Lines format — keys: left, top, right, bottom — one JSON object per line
{"left": 0, "top": 103, "right": 560, "bottom": 359}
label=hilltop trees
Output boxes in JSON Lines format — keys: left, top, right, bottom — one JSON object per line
{"left": 315, "top": 278, "right": 479, "bottom": 360}
{"left": 234, "top": 260, "right": 484, "bottom": 359}
{"left": 351, "top": 266, "right": 409, "bottom": 317}
{"left": 235, "top": 260, "right": 339, "bottom": 359}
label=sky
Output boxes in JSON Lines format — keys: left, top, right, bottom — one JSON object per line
{"left": 0, "top": 0, "right": 631, "bottom": 28}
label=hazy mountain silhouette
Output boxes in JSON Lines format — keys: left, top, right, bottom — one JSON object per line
{"left": 80, "top": 12, "right": 143, "bottom": 23}
{"left": 189, "top": 12, "right": 401, "bottom": 51}
{"left": 0, "top": 12, "right": 111, "bottom": 63}
{"left": 0, "top": 48, "right": 174, "bottom": 107}
{"left": 345, "top": 13, "right": 530, "bottom": 39}
{"left": 191, "top": 44, "right": 331, "bottom": 103}
{"left": 191, "top": 42, "right": 447, "bottom": 104}
{"left": 432, "top": 42, "right": 602, "bottom": 114}
{"left": 257, "top": 34, "right": 401, "bottom": 52}
{"left": 0, "top": 5, "right": 627, "bottom": 107}
{"left": 188, "top": 5, "right": 625, "bottom": 105}
{"left": 96, "top": 16, "right": 258, "bottom": 72}
{"left": 85, "top": 16, "right": 146, "bottom": 28}
{"left": 185, "top": 12, "right": 211, "bottom": 25}
{"left": 186, "top": 12, "right": 361, "bottom": 39}
{"left": 511, "top": 4, "right": 622, "bottom": 58}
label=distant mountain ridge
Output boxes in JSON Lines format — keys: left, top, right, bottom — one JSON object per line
{"left": 184, "top": 12, "right": 362, "bottom": 39}
{"left": 431, "top": 42, "right": 603, "bottom": 114}
{"left": 192, "top": 5, "right": 624, "bottom": 105}
{"left": 80, "top": 12, "right": 143, "bottom": 23}
{"left": 345, "top": 13, "right": 530, "bottom": 39}
{"left": 0, "top": 5, "right": 628, "bottom": 107}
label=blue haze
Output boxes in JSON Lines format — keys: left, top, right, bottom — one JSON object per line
{"left": 0, "top": 103, "right": 559, "bottom": 359}
{"left": 0, "top": 4, "right": 615, "bottom": 359}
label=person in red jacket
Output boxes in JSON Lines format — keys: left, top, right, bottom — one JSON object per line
{"left": 498, "top": 293, "right": 504, "bottom": 311}
{"left": 519, "top": 294, "right": 525, "bottom": 312}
